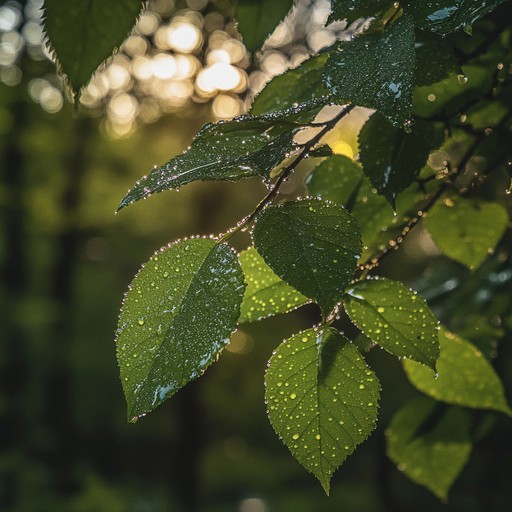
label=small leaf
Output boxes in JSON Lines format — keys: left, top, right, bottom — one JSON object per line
{"left": 253, "top": 198, "right": 362, "bottom": 316}
{"left": 118, "top": 116, "right": 302, "bottom": 210}
{"left": 386, "top": 397, "right": 472, "bottom": 500}
{"left": 116, "top": 238, "right": 245, "bottom": 419}
{"left": 265, "top": 328, "right": 380, "bottom": 494}
{"left": 236, "top": 0, "right": 295, "bottom": 52}
{"left": 424, "top": 198, "right": 509, "bottom": 270}
{"left": 43, "top": 0, "right": 143, "bottom": 95}
{"left": 238, "top": 247, "right": 308, "bottom": 323}
{"left": 329, "top": 0, "right": 394, "bottom": 24}
{"left": 345, "top": 277, "right": 440, "bottom": 369}
{"left": 359, "top": 112, "right": 444, "bottom": 204}
{"left": 403, "top": 328, "right": 512, "bottom": 415}
{"left": 251, "top": 54, "right": 330, "bottom": 119}
{"left": 323, "top": 15, "right": 416, "bottom": 128}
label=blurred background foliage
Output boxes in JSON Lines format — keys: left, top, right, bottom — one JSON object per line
{"left": 0, "top": 0, "right": 511, "bottom": 510}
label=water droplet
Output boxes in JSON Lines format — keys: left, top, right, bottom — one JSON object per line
{"left": 138, "top": 319, "right": 145, "bottom": 326}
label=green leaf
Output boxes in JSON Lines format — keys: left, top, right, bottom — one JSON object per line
{"left": 359, "top": 112, "right": 444, "bottom": 204}
{"left": 386, "top": 397, "right": 472, "bottom": 500}
{"left": 403, "top": 328, "right": 512, "bottom": 415}
{"left": 253, "top": 198, "right": 362, "bottom": 316}
{"left": 43, "top": 0, "right": 143, "bottom": 95}
{"left": 236, "top": 0, "right": 295, "bottom": 52}
{"left": 329, "top": 0, "right": 393, "bottom": 24}
{"left": 118, "top": 115, "right": 303, "bottom": 210}
{"left": 424, "top": 198, "right": 509, "bottom": 270}
{"left": 265, "top": 327, "right": 380, "bottom": 494}
{"left": 238, "top": 247, "right": 308, "bottom": 323}
{"left": 251, "top": 54, "right": 330, "bottom": 119}
{"left": 345, "top": 278, "right": 440, "bottom": 369}
{"left": 323, "top": 15, "right": 416, "bottom": 128}
{"left": 116, "top": 238, "right": 245, "bottom": 419}
{"left": 404, "top": 0, "right": 507, "bottom": 35}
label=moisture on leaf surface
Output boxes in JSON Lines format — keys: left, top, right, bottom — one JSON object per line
{"left": 265, "top": 328, "right": 380, "bottom": 494}
{"left": 403, "top": 328, "right": 512, "bottom": 415}
{"left": 116, "top": 238, "right": 245, "bottom": 419}
{"left": 43, "top": 0, "right": 143, "bottom": 95}
{"left": 323, "top": 14, "right": 416, "bottom": 128}
{"left": 253, "top": 198, "right": 362, "bottom": 316}
{"left": 386, "top": 397, "right": 472, "bottom": 500}
{"left": 424, "top": 198, "right": 509, "bottom": 270}
{"left": 238, "top": 247, "right": 309, "bottom": 323}
{"left": 345, "top": 277, "right": 440, "bottom": 369}
{"left": 329, "top": 0, "right": 394, "bottom": 24}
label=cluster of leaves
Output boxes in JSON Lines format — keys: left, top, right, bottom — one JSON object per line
{"left": 42, "top": 0, "right": 512, "bottom": 500}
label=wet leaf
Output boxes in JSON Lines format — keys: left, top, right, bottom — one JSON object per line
{"left": 253, "top": 198, "right": 362, "bottom": 316}
{"left": 265, "top": 328, "right": 380, "bottom": 494}
{"left": 239, "top": 247, "right": 308, "bottom": 323}
{"left": 236, "top": 0, "right": 295, "bottom": 52}
{"left": 424, "top": 198, "right": 509, "bottom": 270}
{"left": 118, "top": 115, "right": 303, "bottom": 210}
{"left": 329, "top": 0, "right": 393, "bottom": 24}
{"left": 403, "top": 328, "right": 512, "bottom": 415}
{"left": 345, "top": 277, "right": 440, "bottom": 369}
{"left": 359, "top": 112, "right": 444, "bottom": 204}
{"left": 323, "top": 15, "right": 416, "bottom": 128}
{"left": 386, "top": 397, "right": 472, "bottom": 500}
{"left": 251, "top": 53, "right": 331, "bottom": 120}
{"left": 404, "top": 0, "right": 507, "bottom": 35}
{"left": 43, "top": 0, "right": 143, "bottom": 95}
{"left": 116, "top": 238, "right": 245, "bottom": 419}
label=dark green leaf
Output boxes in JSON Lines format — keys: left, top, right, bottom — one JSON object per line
{"left": 323, "top": 15, "right": 416, "bottom": 128}
{"left": 251, "top": 53, "right": 330, "bottom": 119}
{"left": 236, "top": 0, "right": 295, "bottom": 52}
{"left": 404, "top": 0, "right": 507, "bottom": 35}
{"left": 266, "top": 327, "right": 380, "bottom": 494}
{"left": 329, "top": 0, "right": 393, "bottom": 24}
{"left": 386, "top": 397, "right": 472, "bottom": 500}
{"left": 253, "top": 198, "right": 362, "bottom": 316}
{"left": 116, "top": 238, "right": 245, "bottom": 419}
{"left": 238, "top": 247, "right": 308, "bottom": 323}
{"left": 403, "top": 328, "right": 512, "bottom": 415}
{"left": 424, "top": 198, "right": 509, "bottom": 270}
{"left": 345, "top": 277, "right": 440, "bottom": 369}
{"left": 359, "top": 112, "right": 444, "bottom": 204}
{"left": 43, "top": 0, "right": 143, "bottom": 95}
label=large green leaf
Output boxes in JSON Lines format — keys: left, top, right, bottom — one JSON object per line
{"left": 251, "top": 53, "right": 330, "bottom": 118}
{"left": 424, "top": 198, "right": 509, "bottom": 270}
{"left": 329, "top": 0, "right": 393, "bottom": 24}
{"left": 118, "top": 115, "right": 303, "bottom": 210}
{"left": 323, "top": 15, "right": 416, "bottom": 128}
{"left": 345, "top": 278, "right": 440, "bottom": 369}
{"left": 43, "top": 0, "right": 143, "bottom": 95}
{"left": 404, "top": 0, "right": 507, "bottom": 35}
{"left": 359, "top": 112, "right": 444, "bottom": 204}
{"left": 266, "top": 328, "right": 380, "bottom": 494}
{"left": 403, "top": 328, "right": 512, "bottom": 415}
{"left": 386, "top": 397, "right": 472, "bottom": 500}
{"left": 236, "top": 0, "right": 295, "bottom": 52}
{"left": 253, "top": 198, "right": 362, "bottom": 316}
{"left": 238, "top": 247, "right": 308, "bottom": 323}
{"left": 116, "top": 238, "right": 245, "bottom": 419}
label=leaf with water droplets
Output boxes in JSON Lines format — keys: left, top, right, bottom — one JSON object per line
{"left": 239, "top": 247, "right": 309, "bottom": 323}
{"left": 403, "top": 328, "right": 512, "bottom": 415}
{"left": 424, "top": 198, "right": 509, "bottom": 270}
{"left": 253, "top": 198, "right": 362, "bottom": 316}
{"left": 266, "top": 328, "right": 380, "bottom": 494}
{"left": 359, "top": 112, "right": 444, "bottom": 204}
{"left": 329, "top": 0, "right": 394, "bottom": 24}
{"left": 323, "top": 15, "right": 416, "bottom": 128}
{"left": 43, "top": 0, "right": 143, "bottom": 96}
{"left": 251, "top": 54, "right": 330, "bottom": 120}
{"left": 118, "top": 115, "right": 306, "bottom": 210}
{"left": 386, "top": 397, "right": 472, "bottom": 500}
{"left": 236, "top": 0, "right": 295, "bottom": 52}
{"left": 116, "top": 238, "right": 245, "bottom": 419}
{"left": 345, "top": 277, "right": 440, "bottom": 369}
